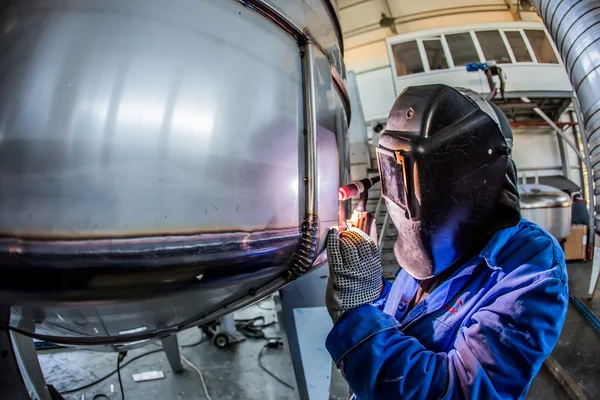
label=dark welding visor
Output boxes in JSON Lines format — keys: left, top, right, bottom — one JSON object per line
{"left": 376, "top": 146, "right": 411, "bottom": 218}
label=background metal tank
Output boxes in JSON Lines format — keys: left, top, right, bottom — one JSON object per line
{"left": 519, "top": 184, "right": 572, "bottom": 240}
{"left": 0, "top": 0, "right": 350, "bottom": 347}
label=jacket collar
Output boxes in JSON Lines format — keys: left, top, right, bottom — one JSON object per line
{"left": 478, "top": 219, "right": 522, "bottom": 270}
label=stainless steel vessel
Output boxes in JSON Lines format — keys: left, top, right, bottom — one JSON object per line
{"left": 0, "top": 0, "right": 350, "bottom": 347}
{"left": 519, "top": 184, "right": 572, "bottom": 240}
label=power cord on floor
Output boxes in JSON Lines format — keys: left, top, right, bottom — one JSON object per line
{"left": 58, "top": 316, "right": 293, "bottom": 395}
{"left": 181, "top": 355, "right": 212, "bottom": 400}
{"left": 211, "top": 316, "right": 293, "bottom": 390}
{"left": 117, "top": 351, "right": 127, "bottom": 400}
{"left": 59, "top": 335, "right": 205, "bottom": 395}
{"left": 257, "top": 339, "right": 294, "bottom": 390}
{"left": 234, "top": 316, "right": 276, "bottom": 339}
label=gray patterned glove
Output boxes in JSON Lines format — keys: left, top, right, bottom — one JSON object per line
{"left": 326, "top": 227, "right": 383, "bottom": 323}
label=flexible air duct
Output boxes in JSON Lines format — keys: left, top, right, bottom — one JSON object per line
{"left": 533, "top": 0, "right": 600, "bottom": 230}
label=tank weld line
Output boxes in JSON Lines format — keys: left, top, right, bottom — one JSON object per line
{"left": 286, "top": 214, "right": 319, "bottom": 280}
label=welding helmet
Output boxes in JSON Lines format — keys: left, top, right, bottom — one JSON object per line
{"left": 377, "top": 85, "right": 520, "bottom": 279}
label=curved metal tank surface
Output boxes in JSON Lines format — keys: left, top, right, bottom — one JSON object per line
{"left": 519, "top": 184, "right": 572, "bottom": 240}
{"left": 0, "top": 0, "right": 349, "bottom": 347}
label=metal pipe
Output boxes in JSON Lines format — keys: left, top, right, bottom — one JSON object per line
{"left": 1, "top": 306, "right": 32, "bottom": 400}
{"left": 304, "top": 44, "right": 318, "bottom": 217}
{"left": 237, "top": 0, "right": 304, "bottom": 41}
{"left": 522, "top": 97, "right": 587, "bottom": 164}
{"left": 509, "top": 121, "right": 578, "bottom": 127}
{"left": 569, "top": 293, "right": 600, "bottom": 334}
{"left": 379, "top": 211, "right": 390, "bottom": 256}
{"left": 321, "top": 0, "right": 345, "bottom": 55}
{"left": 286, "top": 42, "right": 321, "bottom": 280}
{"left": 556, "top": 124, "right": 571, "bottom": 178}
{"left": 373, "top": 196, "right": 384, "bottom": 223}
{"left": 570, "top": 110, "right": 589, "bottom": 211}
{"left": 331, "top": 65, "right": 352, "bottom": 125}
{"left": 518, "top": 166, "right": 564, "bottom": 172}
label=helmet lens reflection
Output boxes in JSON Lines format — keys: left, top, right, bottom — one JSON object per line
{"left": 377, "top": 148, "right": 409, "bottom": 213}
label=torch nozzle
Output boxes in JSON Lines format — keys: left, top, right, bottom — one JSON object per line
{"left": 338, "top": 177, "right": 380, "bottom": 201}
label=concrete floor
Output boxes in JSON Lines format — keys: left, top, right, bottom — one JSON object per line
{"left": 553, "top": 262, "right": 600, "bottom": 399}
{"left": 40, "top": 298, "right": 300, "bottom": 400}
{"left": 37, "top": 263, "right": 600, "bottom": 400}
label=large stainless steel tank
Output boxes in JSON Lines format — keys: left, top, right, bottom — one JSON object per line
{"left": 0, "top": 0, "right": 350, "bottom": 348}
{"left": 519, "top": 184, "right": 572, "bottom": 240}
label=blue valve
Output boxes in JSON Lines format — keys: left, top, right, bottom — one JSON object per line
{"left": 466, "top": 62, "right": 488, "bottom": 72}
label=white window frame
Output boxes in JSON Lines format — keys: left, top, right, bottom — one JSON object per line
{"left": 384, "top": 22, "right": 564, "bottom": 79}
{"left": 416, "top": 39, "right": 430, "bottom": 72}
{"left": 469, "top": 30, "right": 487, "bottom": 64}
{"left": 474, "top": 29, "right": 513, "bottom": 65}
{"left": 440, "top": 35, "right": 455, "bottom": 69}
{"left": 389, "top": 39, "right": 426, "bottom": 78}
{"left": 521, "top": 28, "right": 540, "bottom": 63}
{"left": 501, "top": 29, "right": 537, "bottom": 64}
{"left": 499, "top": 30, "right": 517, "bottom": 64}
{"left": 523, "top": 28, "right": 562, "bottom": 65}
{"left": 419, "top": 36, "right": 454, "bottom": 72}
{"left": 442, "top": 31, "right": 484, "bottom": 68}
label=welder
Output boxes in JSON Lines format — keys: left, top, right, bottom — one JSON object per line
{"left": 325, "top": 84, "right": 569, "bottom": 399}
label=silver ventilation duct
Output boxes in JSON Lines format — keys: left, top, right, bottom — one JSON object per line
{"left": 533, "top": 0, "right": 600, "bottom": 230}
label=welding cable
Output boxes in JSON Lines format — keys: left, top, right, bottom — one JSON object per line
{"left": 569, "top": 293, "right": 600, "bottom": 334}
{"left": 181, "top": 355, "right": 212, "bottom": 400}
{"left": 59, "top": 335, "right": 205, "bottom": 394}
{"left": 234, "top": 316, "right": 276, "bottom": 339}
{"left": 117, "top": 352, "right": 126, "bottom": 400}
{"left": 257, "top": 341, "right": 294, "bottom": 390}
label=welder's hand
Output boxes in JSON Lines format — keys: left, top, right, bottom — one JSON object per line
{"left": 326, "top": 227, "right": 383, "bottom": 323}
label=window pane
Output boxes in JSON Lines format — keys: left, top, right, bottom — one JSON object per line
{"left": 525, "top": 30, "right": 559, "bottom": 64}
{"left": 391, "top": 41, "right": 424, "bottom": 76}
{"left": 505, "top": 31, "right": 532, "bottom": 62}
{"left": 446, "top": 33, "right": 479, "bottom": 66}
{"left": 422, "top": 38, "right": 448, "bottom": 70}
{"left": 476, "top": 30, "right": 512, "bottom": 63}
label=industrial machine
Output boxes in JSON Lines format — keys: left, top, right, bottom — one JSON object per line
{"left": 519, "top": 184, "right": 572, "bottom": 240}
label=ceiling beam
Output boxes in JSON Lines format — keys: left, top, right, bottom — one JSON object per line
{"left": 504, "top": 0, "right": 521, "bottom": 21}
{"left": 342, "top": 4, "right": 507, "bottom": 37}
{"left": 339, "top": 0, "right": 376, "bottom": 11}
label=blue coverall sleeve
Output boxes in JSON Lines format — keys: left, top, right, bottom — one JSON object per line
{"left": 326, "top": 270, "right": 568, "bottom": 399}
{"left": 371, "top": 278, "right": 391, "bottom": 311}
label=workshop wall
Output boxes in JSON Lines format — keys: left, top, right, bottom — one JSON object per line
{"left": 512, "top": 127, "right": 582, "bottom": 188}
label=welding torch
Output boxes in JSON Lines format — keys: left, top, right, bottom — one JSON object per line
{"left": 338, "top": 176, "right": 380, "bottom": 235}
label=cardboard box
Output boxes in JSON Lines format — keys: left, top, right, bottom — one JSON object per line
{"left": 564, "top": 225, "right": 587, "bottom": 261}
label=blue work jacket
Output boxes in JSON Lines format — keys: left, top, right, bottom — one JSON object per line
{"left": 326, "top": 219, "right": 568, "bottom": 399}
